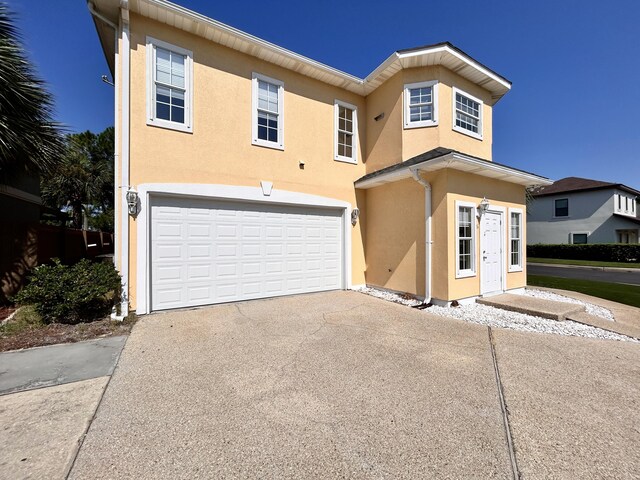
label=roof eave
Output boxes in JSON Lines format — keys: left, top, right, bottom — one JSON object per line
{"left": 355, "top": 152, "right": 551, "bottom": 189}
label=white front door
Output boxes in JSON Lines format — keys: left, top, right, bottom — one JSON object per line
{"left": 481, "top": 210, "right": 503, "bottom": 295}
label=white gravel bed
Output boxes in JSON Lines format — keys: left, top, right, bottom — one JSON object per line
{"left": 354, "top": 286, "right": 635, "bottom": 342}
{"left": 520, "top": 288, "right": 615, "bottom": 321}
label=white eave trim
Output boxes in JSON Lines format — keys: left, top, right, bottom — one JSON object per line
{"left": 121, "top": 0, "right": 510, "bottom": 99}
{"left": 355, "top": 153, "right": 552, "bottom": 189}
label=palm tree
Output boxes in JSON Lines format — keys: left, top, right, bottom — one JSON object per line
{"left": 41, "top": 128, "right": 115, "bottom": 230}
{"left": 0, "top": 3, "right": 63, "bottom": 181}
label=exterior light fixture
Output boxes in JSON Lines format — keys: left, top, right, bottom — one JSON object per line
{"left": 126, "top": 188, "right": 139, "bottom": 216}
{"left": 351, "top": 208, "right": 360, "bottom": 225}
{"left": 478, "top": 197, "right": 490, "bottom": 216}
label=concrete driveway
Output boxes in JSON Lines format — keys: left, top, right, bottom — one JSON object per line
{"left": 69, "top": 291, "right": 640, "bottom": 479}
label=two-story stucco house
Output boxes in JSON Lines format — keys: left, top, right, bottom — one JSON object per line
{"left": 528, "top": 177, "right": 640, "bottom": 245}
{"left": 89, "top": 0, "right": 551, "bottom": 316}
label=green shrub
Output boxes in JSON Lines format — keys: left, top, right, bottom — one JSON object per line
{"left": 13, "top": 259, "right": 121, "bottom": 324}
{"left": 527, "top": 244, "right": 640, "bottom": 263}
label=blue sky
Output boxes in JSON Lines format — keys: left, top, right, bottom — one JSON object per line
{"left": 9, "top": 0, "right": 640, "bottom": 185}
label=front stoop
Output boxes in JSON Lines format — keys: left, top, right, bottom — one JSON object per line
{"left": 477, "top": 293, "right": 585, "bottom": 321}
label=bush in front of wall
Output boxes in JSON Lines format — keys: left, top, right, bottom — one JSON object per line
{"left": 527, "top": 244, "right": 640, "bottom": 263}
{"left": 13, "top": 258, "right": 121, "bottom": 324}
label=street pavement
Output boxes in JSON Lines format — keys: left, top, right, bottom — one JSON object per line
{"left": 528, "top": 263, "right": 640, "bottom": 285}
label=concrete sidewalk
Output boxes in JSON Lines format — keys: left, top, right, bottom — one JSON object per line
{"left": 0, "top": 336, "right": 127, "bottom": 479}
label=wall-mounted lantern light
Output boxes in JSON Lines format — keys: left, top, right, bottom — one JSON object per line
{"left": 126, "top": 188, "right": 138, "bottom": 216}
{"left": 478, "top": 197, "right": 490, "bottom": 216}
{"left": 351, "top": 208, "right": 360, "bottom": 225}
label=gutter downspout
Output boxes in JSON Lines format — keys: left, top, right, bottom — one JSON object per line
{"left": 88, "top": 3, "right": 127, "bottom": 320}
{"left": 410, "top": 168, "right": 432, "bottom": 304}
{"left": 88, "top": 2, "right": 129, "bottom": 320}
{"left": 117, "top": 5, "right": 131, "bottom": 319}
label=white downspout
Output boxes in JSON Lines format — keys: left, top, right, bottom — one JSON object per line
{"left": 118, "top": 6, "right": 131, "bottom": 318}
{"left": 410, "top": 168, "right": 432, "bottom": 304}
{"left": 88, "top": 3, "right": 126, "bottom": 319}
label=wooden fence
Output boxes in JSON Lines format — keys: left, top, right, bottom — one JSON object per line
{"left": 1, "top": 223, "right": 114, "bottom": 303}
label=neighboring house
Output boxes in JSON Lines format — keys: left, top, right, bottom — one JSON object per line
{"left": 528, "top": 177, "right": 640, "bottom": 245}
{"left": 0, "top": 172, "right": 42, "bottom": 303}
{"left": 89, "top": 0, "right": 550, "bottom": 315}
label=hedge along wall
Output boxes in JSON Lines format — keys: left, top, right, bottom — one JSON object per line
{"left": 527, "top": 244, "right": 640, "bottom": 262}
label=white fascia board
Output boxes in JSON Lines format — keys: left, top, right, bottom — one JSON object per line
{"left": 144, "top": 0, "right": 364, "bottom": 86}
{"left": 134, "top": 1, "right": 510, "bottom": 98}
{"left": 355, "top": 153, "right": 551, "bottom": 189}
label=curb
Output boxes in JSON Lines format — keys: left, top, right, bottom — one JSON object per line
{"left": 528, "top": 263, "right": 640, "bottom": 273}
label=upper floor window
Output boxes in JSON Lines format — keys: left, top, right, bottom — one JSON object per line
{"left": 334, "top": 100, "right": 357, "bottom": 164}
{"left": 509, "top": 209, "right": 523, "bottom": 272}
{"left": 404, "top": 81, "right": 438, "bottom": 129}
{"left": 146, "top": 37, "right": 193, "bottom": 133}
{"left": 615, "top": 192, "right": 636, "bottom": 216}
{"left": 456, "top": 202, "right": 476, "bottom": 278}
{"left": 252, "top": 73, "right": 284, "bottom": 150}
{"left": 452, "top": 87, "right": 482, "bottom": 139}
{"left": 554, "top": 198, "right": 569, "bottom": 217}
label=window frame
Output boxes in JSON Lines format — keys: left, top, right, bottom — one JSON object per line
{"left": 146, "top": 37, "right": 193, "bottom": 133}
{"left": 251, "top": 72, "right": 285, "bottom": 150}
{"left": 403, "top": 80, "right": 439, "bottom": 129}
{"left": 334, "top": 100, "right": 358, "bottom": 164}
{"left": 570, "top": 232, "right": 589, "bottom": 245}
{"left": 455, "top": 200, "right": 477, "bottom": 279}
{"left": 508, "top": 208, "right": 523, "bottom": 272}
{"left": 554, "top": 198, "right": 569, "bottom": 218}
{"left": 452, "top": 86, "right": 483, "bottom": 140}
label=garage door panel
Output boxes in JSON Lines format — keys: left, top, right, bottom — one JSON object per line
{"left": 150, "top": 196, "right": 344, "bottom": 311}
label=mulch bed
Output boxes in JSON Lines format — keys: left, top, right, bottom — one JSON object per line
{"left": 0, "top": 317, "right": 135, "bottom": 352}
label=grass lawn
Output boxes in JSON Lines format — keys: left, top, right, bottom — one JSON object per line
{"left": 528, "top": 274, "right": 640, "bottom": 308}
{"left": 528, "top": 258, "right": 640, "bottom": 269}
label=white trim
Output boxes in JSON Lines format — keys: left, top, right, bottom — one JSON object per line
{"left": 508, "top": 207, "right": 523, "bottom": 272}
{"left": 430, "top": 295, "right": 478, "bottom": 307}
{"left": 455, "top": 200, "right": 477, "bottom": 278}
{"left": 146, "top": 36, "right": 193, "bottom": 133}
{"left": 0, "top": 184, "right": 42, "bottom": 205}
{"left": 135, "top": 183, "right": 353, "bottom": 314}
{"left": 403, "top": 80, "right": 438, "bottom": 129}
{"left": 119, "top": 15, "right": 131, "bottom": 317}
{"left": 252, "top": 72, "right": 284, "bottom": 150}
{"left": 350, "top": 284, "right": 366, "bottom": 290}
{"left": 113, "top": 2, "right": 512, "bottom": 98}
{"left": 553, "top": 197, "right": 569, "bottom": 218}
{"left": 570, "top": 231, "right": 590, "bottom": 245}
{"left": 452, "top": 86, "right": 483, "bottom": 140}
{"left": 355, "top": 151, "right": 552, "bottom": 189}
{"left": 479, "top": 205, "right": 507, "bottom": 296}
{"left": 333, "top": 99, "right": 358, "bottom": 164}
{"left": 507, "top": 287, "right": 526, "bottom": 295}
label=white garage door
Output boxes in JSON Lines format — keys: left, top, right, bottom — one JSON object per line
{"left": 150, "top": 196, "right": 344, "bottom": 311}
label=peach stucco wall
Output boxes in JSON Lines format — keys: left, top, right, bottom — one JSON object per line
{"left": 118, "top": 13, "right": 519, "bottom": 308}
{"left": 125, "top": 14, "right": 369, "bottom": 308}
{"left": 364, "top": 170, "right": 527, "bottom": 302}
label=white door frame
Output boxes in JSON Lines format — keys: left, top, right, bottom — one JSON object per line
{"left": 135, "top": 183, "right": 353, "bottom": 314}
{"left": 479, "top": 205, "right": 507, "bottom": 296}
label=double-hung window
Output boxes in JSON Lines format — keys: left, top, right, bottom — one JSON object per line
{"left": 554, "top": 198, "right": 569, "bottom": 217}
{"left": 252, "top": 73, "right": 284, "bottom": 150}
{"left": 452, "top": 87, "right": 482, "bottom": 139}
{"left": 456, "top": 202, "right": 476, "bottom": 278}
{"left": 334, "top": 100, "right": 357, "bottom": 163}
{"left": 508, "top": 209, "right": 523, "bottom": 272}
{"left": 147, "top": 37, "right": 192, "bottom": 133}
{"left": 404, "top": 81, "right": 438, "bottom": 128}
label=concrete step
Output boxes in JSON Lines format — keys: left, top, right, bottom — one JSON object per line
{"left": 477, "top": 293, "right": 585, "bottom": 321}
